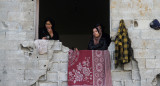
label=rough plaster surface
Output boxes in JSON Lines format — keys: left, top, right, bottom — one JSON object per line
{"left": 0, "top": 0, "right": 160, "bottom": 86}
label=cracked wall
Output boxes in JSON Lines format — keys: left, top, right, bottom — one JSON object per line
{"left": 110, "top": 0, "right": 160, "bottom": 86}
{"left": 0, "top": 0, "right": 160, "bottom": 86}
{"left": 21, "top": 40, "right": 69, "bottom": 86}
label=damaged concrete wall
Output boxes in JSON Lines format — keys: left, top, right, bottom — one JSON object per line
{"left": 21, "top": 40, "right": 69, "bottom": 86}
{"left": 0, "top": 0, "right": 160, "bottom": 86}
{"left": 110, "top": 0, "right": 160, "bottom": 86}
{"left": 0, "top": 0, "right": 37, "bottom": 86}
{"left": 0, "top": 0, "right": 69, "bottom": 86}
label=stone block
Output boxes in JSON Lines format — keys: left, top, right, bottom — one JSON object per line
{"left": 150, "top": 10, "right": 160, "bottom": 19}
{"left": 141, "top": 80, "right": 153, "bottom": 86}
{"left": 52, "top": 53, "right": 61, "bottom": 63}
{"left": 26, "top": 32, "right": 35, "bottom": 40}
{"left": 8, "top": 12, "right": 34, "bottom": 22}
{"left": 119, "top": 2, "right": 132, "bottom": 11}
{"left": 128, "top": 29, "right": 141, "bottom": 39}
{"left": 4, "top": 59, "right": 26, "bottom": 70}
{"left": 25, "top": 59, "right": 38, "bottom": 70}
{"left": 155, "top": 59, "right": 160, "bottom": 68}
{"left": 0, "top": 50, "right": 5, "bottom": 60}
{"left": 53, "top": 52, "right": 68, "bottom": 62}
{"left": 38, "top": 60, "right": 49, "bottom": 70}
{"left": 48, "top": 41, "right": 54, "bottom": 50}
{"left": 110, "top": 20, "right": 119, "bottom": 32}
{"left": 132, "top": 60, "right": 139, "bottom": 71}
{"left": 1, "top": 69, "right": 24, "bottom": 81}
{"left": 20, "top": 21, "right": 34, "bottom": 31}
{"left": 135, "top": 58, "right": 146, "bottom": 69}
{"left": 132, "top": 70, "right": 141, "bottom": 80}
{"left": 39, "top": 82, "right": 58, "bottom": 86}
{"left": 141, "top": 29, "right": 160, "bottom": 39}
{"left": 61, "top": 81, "right": 68, "bottom": 86}
{"left": 125, "top": 80, "right": 141, "bottom": 86}
{"left": 60, "top": 53, "right": 68, "bottom": 62}
{"left": 59, "top": 62, "right": 68, "bottom": 72}
{"left": 8, "top": 12, "right": 23, "bottom": 21}
{"left": 146, "top": 59, "right": 155, "bottom": 68}
{"left": 49, "top": 62, "right": 59, "bottom": 72}
{"left": 0, "top": 31, "right": 5, "bottom": 40}
{"left": 6, "top": 31, "right": 26, "bottom": 40}
{"left": 134, "top": 20, "right": 151, "bottom": 30}
{"left": 0, "top": 11, "right": 8, "bottom": 21}
{"left": 140, "top": 69, "right": 155, "bottom": 80}
{"left": 153, "top": 0, "right": 160, "bottom": 10}
{"left": 59, "top": 72, "right": 67, "bottom": 81}
{"left": 47, "top": 51, "right": 54, "bottom": 61}
{"left": 111, "top": 71, "right": 132, "bottom": 81}
{"left": 0, "top": 2, "right": 21, "bottom": 12}
{"left": 134, "top": 49, "right": 155, "bottom": 59}
{"left": 112, "top": 81, "right": 122, "bottom": 86}
{"left": 62, "top": 45, "right": 69, "bottom": 53}
{"left": 110, "top": 0, "right": 121, "bottom": 11}
{"left": 37, "top": 54, "right": 48, "bottom": 60}
{"left": 133, "top": 39, "right": 160, "bottom": 49}
{"left": 131, "top": 39, "right": 147, "bottom": 49}
{"left": 0, "top": 60, "right": 5, "bottom": 70}
{"left": 52, "top": 41, "right": 62, "bottom": 51}
{"left": 21, "top": 2, "right": 34, "bottom": 12}
{"left": 24, "top": 69, "right": 46, "bottom": 80}
{"left": 0, "top": 40, "right": 19, "bottom": 50}
{"left": 0, "top": 80, "right": 28, "bottom": 86}
{"left": 47, "top": 72, "right": 58, "bottom": 82}
{"left": 5, "top": 50, "right": 24, "bottom": 59}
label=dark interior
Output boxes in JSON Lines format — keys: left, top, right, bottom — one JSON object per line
{"left": 39, "top": 0, "right": 110, "bottom": 50}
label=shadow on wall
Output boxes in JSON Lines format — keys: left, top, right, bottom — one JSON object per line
{"left": 152, "top": 74, "right": 160, "bottom": 86}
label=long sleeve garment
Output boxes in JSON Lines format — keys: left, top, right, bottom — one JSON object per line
{"left": 115, "top": 19, "right": 132, "bottom": 67}
{"left": 88, "top": 37, "right": 107, "bottom": 50}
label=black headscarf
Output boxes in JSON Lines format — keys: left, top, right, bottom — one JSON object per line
{"left": 44, "top": 17, "right": 55, "bottom": 31}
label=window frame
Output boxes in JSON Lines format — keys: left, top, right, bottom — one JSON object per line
{"left": 35, "top": 0, "right": 39, "bottom": 40}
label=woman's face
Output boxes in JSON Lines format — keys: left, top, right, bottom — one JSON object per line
{"left": 93, "top": 28, "right": 100, "bottom": 38}
{"left": 45, "top": 21, "right": 52, "bottom": 29}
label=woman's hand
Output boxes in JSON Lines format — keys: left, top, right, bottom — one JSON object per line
{"left": 74, "top": 48, "right": 79, "bottom": 51}
{"left": 42, "top": 37, "right": 47, "bottom": 40}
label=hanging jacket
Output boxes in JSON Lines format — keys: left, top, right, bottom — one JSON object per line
{"left": 114, "top": 19, "right": 132, "bottom": 68}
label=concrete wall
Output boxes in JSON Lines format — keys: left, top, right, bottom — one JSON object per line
{"left": 110, "top": 0, "right": 160, "bottom": 86}
{"left": 0, "top": 0, "right": 160, "bottom": 86}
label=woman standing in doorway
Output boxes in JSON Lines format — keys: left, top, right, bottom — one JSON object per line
{"left": 40, "top": 17, "right": 59, "bottom": 40}
{"left": 88, "top": 27, "right": 107, "bottom": 50}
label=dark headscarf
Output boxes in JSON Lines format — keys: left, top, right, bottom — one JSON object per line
{"left": 44, "top": 17, "right": 55, "bottom": 31}
{"left": 95, "top": 23, "right": 105, "bottom": 33}
{"left": 93, "top": 27, "right": 102, "bottom": 45}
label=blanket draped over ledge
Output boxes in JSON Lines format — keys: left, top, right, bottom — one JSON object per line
{"left": 68, "top": 50, "right": 112, "bottom": 86}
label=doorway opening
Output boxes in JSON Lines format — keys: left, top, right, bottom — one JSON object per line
{"left": 38, "top": 0, "right": 110, "bottom": 50}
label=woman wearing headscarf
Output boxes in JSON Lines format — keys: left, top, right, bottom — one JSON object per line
{"left": 88, "top": 27, "right": 107, "bottom": 50}
{"left": 95, "top": 24, "right": 111, "bottom": 48}
{"left": 40, "top": 17, "right": 59, "bottom": 40}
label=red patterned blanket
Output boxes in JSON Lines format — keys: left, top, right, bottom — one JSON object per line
{"left": 68, "top": 50, "right": 112, "bottom": 86}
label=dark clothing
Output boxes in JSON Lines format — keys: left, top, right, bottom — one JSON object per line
{"left": 88, "top": 37, "right": 108, "bottom": 50}
{"left": 39, "top": 28, "right": 59, "bottom": 40}
{"left": 102, "top": 32, "right": 111, "bottom": 47}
